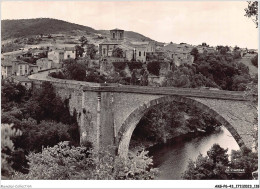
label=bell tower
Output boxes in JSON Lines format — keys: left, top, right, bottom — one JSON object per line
{"left": 110, "top": 28, "right": 124, "bottom": 41}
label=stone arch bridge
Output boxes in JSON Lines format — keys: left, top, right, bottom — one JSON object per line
{"left": 29, "top": 73, "right": 256, "bottom": 158}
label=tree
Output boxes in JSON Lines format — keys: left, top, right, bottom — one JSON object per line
{"left": 1, "top": 124, "right": 22, "bottom": 179}
{"left": 140, "top": 69, "right": 149, "bottom": 86}
{"left": 147, "top": 61, "right": 160, "bottom": 76}
{"left": 63, "top": 61, "right": 87, "bottom": 81}
{"left": 251, "top": 54, "right": 258, "bottom": 67}
{"left": 14, "top": 142, "right": 158, "bottom": 180}
{"left": 182, "top": 144, "right": 229, "bottom": 180}
{"left": 75, "top": 45, "right": 84, "bottom": 58}
{"left": 190, "top": 48, "right": 199, "bottom": 61}
{"left": 112, "top": 47, "right": 124, "bottom": 58}
{"left": 130, "top": 69, "right": 138, "bottom": 85}
{"left": 87, "top": 44, "right": 97, "bottom": 59}
{"left": 230, "top": 147, "right": 258, "bottom": 179}
{"left": 245, "top": 1, "right": 258, "bottom": 27}
{"left": 79, "top": 36, "right": 88, "bottom": 47}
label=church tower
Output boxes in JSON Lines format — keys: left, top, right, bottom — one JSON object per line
{"left": 110, "top": 28, "right": 124, "bottom": 41}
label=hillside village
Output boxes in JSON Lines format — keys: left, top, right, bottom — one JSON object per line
{"left": 1, "top": 20, "right": 258, "bottom": 89}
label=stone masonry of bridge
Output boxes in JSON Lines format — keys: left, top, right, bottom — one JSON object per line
{"left": 29, "top": 71, "right": 256, "bottom": 158}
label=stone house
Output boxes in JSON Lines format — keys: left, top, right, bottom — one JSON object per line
{"left": 11, "top": 60, "right": 38, "bottom": 76}
{"left": 48, "top": 50, "right": 65, "bottom": 64}
{"left": 1, "top": 61, "right": 13, "bottom": 79}
{"left": 48, "top": 47, "right": 76, "bottom": 64}
{"left": 162, "top": 43, "right": 194, "bottom": 66}
{"left": 130, "top": 41, "right": 156, "bottom": 62}
{"left": 64, "top": 47, "right": 76, "bottom": 59}
{"left": 36, "top": 58, "right": 56, "bottom": 71}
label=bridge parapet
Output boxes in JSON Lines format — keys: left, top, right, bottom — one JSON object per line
{"left": 83, "top": 85, "right": 249, "bottom": 101}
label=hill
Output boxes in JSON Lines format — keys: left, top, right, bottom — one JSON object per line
{"left": 1, "top": 18, "right": 154, "bottom": 42}
{"left": 1, "top": 18, "right": 97, "bottom": 40}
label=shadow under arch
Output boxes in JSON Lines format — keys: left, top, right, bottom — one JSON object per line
{"left": 117, "top": 95, "right": 245, "bottom": 158}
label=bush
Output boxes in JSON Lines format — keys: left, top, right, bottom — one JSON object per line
{"left": 112, "top": 62, "right": 127, "bottom": 72}
{"left": 251, "top": 54, "right": 258, "bottom": 67}
{"left": 147, "top": 61, "right": 160, "bottom": 76}
{"left": 127, "top": 61, "right": 143, "bottom": 71}
{"left": 14, "top": 142, "right": 159, "bottom": 180}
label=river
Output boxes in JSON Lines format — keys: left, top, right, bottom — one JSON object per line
{"left": 148, "top": 126, "right": 240, "bottom": 180}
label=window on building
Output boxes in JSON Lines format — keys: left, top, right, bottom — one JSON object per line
{"left": 120, "top": 33, "right": 122, "bottom": 39}
{"left": 67, "top": 55, "right": 70, "bottom": 58}
{"left": 113, "top": 33, "right": 115, "bottom": 39}
{"left": 72, "top": 51, "right": 74, "bottom": 53}
{"left": 144, "top": 52, "right": 146, "bottom": 56}
{"left": 25, "top": 83, "right": 27, "bottom": 86}
{"left": 139, "top": 51, "right": 141, "bottom": 56}
{"left": 103, "top": 48, "right": 106, "bottom": 55}
{"left": 19, "top": 65, "right": 22, "bottom": 74}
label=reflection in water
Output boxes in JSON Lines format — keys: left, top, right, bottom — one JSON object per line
{"left": 149, "top": 126, "right": 240, "bottom": 180}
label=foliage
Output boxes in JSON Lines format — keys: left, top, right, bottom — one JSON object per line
{"left": 140, "top": 69, "right": 149, "bottom": 86}
{"left": 229, "top": 147, "right": 258, "bottom": 179}
{"left": 14, "top": 142, "right": 158, "bottom": 180}
{"left": 112, "top": 61, "right": 127, "bottom": 71}
{"left": 127, "top": 61, "right": 143, "bottom": 71}
{"left": 251, "top": 54, "right": 258, "bottom": 67}
{"left": 87, "top": 44, "right": 98, "bottom": 59}
{"left": 1, "top": 124, "right": 22, "bottom": 179}
{"left": 79, "top": 36, "right": 88, "bottom": 47}
{"left": 85, "top": 69, "right": 106, "bottom": 83}
{"left": 75, "top": 45, "right": 84, "bottom": 58}
{"left": 133, "top": 101, "right": 220, "bottom": 144}
{"left": 245, "top": 1, "right": 258, "bottom": 27}
{"left": 1, "top": 81, "right": 31, "bottom": 108}
{"left": 1, "top": 81, "right": 80, "bottom": 175}
{"left": 63, "top": 60, "right": 87, "bottom": 81}
{"left": 112, "top": 47, "right": 124, "bottom": 58}
{"left": 190, "top": 47, "right": 199, "bottom": 61}
{"left": 182, "top": 144, "right": 258, "bottom": 180}
{"left": 182, "top": 144, "right": 229, "bottom": 180}
{"left": 147, "top": 61, "right": 160, "bottom": 76}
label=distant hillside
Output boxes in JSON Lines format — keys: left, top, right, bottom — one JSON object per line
{"left": 2, "top": 18, "right": 155, "bottom": 43}
{"left": 1, "top": 18, "right": 97, "bottom": 40}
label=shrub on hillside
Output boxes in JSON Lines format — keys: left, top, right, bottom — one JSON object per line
{"left": 251, "top": 54, "right": 258, "bottom": 67}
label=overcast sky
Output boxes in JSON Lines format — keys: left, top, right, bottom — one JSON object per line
{"left": 1, "top": 1, "right": 258, "bottom": 49}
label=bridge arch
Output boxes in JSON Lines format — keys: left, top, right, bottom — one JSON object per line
{"left": 117, "top": 95, "right": 245, "bottom": 158}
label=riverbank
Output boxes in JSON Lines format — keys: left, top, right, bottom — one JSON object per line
{"left": 129, "top": 125, "right": 221, "bottom": 154}
{"left": 147, "top": 126, "right": 239, "bottom": 179}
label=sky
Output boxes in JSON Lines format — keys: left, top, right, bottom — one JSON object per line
{"left": 1, "top": 1, "right": 258, "bottom": 49}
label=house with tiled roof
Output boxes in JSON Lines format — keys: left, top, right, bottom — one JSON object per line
{"left": 1, "top": 60, "right": 13, "bottom": 79}
{"left": 48, "top": 47, "right": 76, "bottom": 64}
{"left": 162, "top": 43, "right": 194, "bottom": 66}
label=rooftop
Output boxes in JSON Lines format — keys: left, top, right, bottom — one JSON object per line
{"left": 111, "top": 28, "right": 124, "bottom": 31}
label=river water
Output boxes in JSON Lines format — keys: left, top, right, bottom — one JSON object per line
{"left": 149, "top": 126, "right": 240, "bottom": 180}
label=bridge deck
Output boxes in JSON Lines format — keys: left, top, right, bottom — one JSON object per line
{"left": 83, "top": 85, "right": 248, "bottom": 101}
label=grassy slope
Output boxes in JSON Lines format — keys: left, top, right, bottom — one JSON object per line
{"left": 1, "top": 18, "right": 97, "bottom": 40}
{"left": 236, "top": 54, "right": 258, "bottom": 76}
